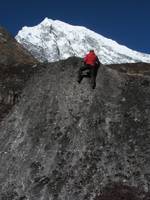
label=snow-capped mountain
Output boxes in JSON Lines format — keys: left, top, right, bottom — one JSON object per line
{"left": 16, "top": 18, "right": 150, "bottom": 64}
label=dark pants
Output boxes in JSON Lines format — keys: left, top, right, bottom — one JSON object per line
{"left": 78, "top": 64, "right": 98, "bottom": 89}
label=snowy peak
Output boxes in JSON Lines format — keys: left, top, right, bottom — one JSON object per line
{"left": 40, "top": 17, "right": 54, "bottom": 25}
{"left": 16, "top": 18, "right": 150, "bottom": 64}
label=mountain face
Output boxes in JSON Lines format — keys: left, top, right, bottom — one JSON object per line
{"left": 0, "top": 52, "right": 150, "bottom": 199}
{"left": 16, "top": 18, "right": 150, "bottom": 64}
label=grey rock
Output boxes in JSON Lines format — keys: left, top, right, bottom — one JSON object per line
{"left": 0, "top": 57, "right": 150, "bottom": 200}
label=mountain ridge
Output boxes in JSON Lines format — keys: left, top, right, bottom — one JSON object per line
{"left": 16, "top": 18, "right": 150, "bottom": 64}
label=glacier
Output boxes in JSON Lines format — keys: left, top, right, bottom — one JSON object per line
{"left": 16, "top": 17, "right": 150, "bottom": 64}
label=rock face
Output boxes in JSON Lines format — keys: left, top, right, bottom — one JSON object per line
{"left": 0, "top": 56, "right": 150, "bottom": 200}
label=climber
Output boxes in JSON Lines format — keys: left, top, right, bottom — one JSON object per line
{"left": 78, "top": 50, "right": 100, "bottom": 89}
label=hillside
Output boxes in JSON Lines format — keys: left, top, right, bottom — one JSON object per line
{"left": 0, "top": 27, "right": 39, "bottom": 122}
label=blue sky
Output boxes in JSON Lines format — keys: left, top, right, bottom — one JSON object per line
{"left": 1, "top": 0, "right": 150, "bottom": 53}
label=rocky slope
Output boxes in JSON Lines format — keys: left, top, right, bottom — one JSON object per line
{"left": 0, "top": 55, "right": 150, "bottom": 200}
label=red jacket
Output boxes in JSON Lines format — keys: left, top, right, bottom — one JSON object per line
{"left": 84, "top": 51, "right": 97, "bottom": 66}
